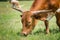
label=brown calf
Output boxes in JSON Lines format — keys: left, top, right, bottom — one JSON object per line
{"left": 10, "top": 0, "right": 21, "bottom": 9}
{"left": 10, "top": 0, "right": 60, "bottom": 36}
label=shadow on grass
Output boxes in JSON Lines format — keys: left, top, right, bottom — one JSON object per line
{"left": 33, "top": 29, "right": 45, "bottom": 35}
{"left": 50, "top": 29, "right": 59, "bottom": 34}
{"left": 57, "top": 36, "right": 60, "bottom": 40}
{"left": 33, "top": 28, "right": 60, "bottom": 35}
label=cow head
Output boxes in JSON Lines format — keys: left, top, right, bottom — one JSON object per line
{"left": 21, "top": 11, "right": 35, "bottom": 36}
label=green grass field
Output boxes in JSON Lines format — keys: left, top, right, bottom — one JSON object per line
{"left": 0, "top": 1, "right": 60, "bottom": 40}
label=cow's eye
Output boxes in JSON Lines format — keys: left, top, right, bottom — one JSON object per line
{"left": 20, "top": 15, "right": 22, "bottom": 17}
{"left": 28, "top": 22, "right": 31, "bottom": 25}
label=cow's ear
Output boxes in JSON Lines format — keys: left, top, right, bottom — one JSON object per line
{"left": 31, "top": 14, "right": 39, "bottom": 19}
{"left": 20, "top": 15, "right": 22, "bottom": 17}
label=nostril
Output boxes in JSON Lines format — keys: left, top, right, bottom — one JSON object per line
{"left": 21, "top": 32, "right": 28, "bottom": 36}
{"left": 23, "top": 34, "right": 27, "bottom": 36}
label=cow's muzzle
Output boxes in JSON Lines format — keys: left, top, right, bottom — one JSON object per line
{"left": 21, "top": 32, "right": 28, "bottom": 36}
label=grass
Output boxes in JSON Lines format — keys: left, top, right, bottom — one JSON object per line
{"left": 0, "top": 1, "right": 60, "bottom": 40}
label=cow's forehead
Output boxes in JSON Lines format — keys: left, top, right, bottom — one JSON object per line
{"left": 22, "top": 11, "right": 32, "bottom": 17}
{"left": 22, "top": 11, "right": 32, "bottom": 20}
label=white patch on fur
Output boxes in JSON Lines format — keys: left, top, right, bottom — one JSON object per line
{"left": 11, "top": 0, "right": 18, "bottom": 3}
{"left": 56, "top": 8, "right": 60, "bottom": 12}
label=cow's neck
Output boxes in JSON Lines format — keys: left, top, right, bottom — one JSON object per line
{"left": 30, "top": 0, "right": 59, "bottom": 12}
{"left": 30, "top": 0, "right": 49, "bottom": 11}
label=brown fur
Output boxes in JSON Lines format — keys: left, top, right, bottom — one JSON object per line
{"left": 21, "top": 0, "right": 60, "bottom": 35}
